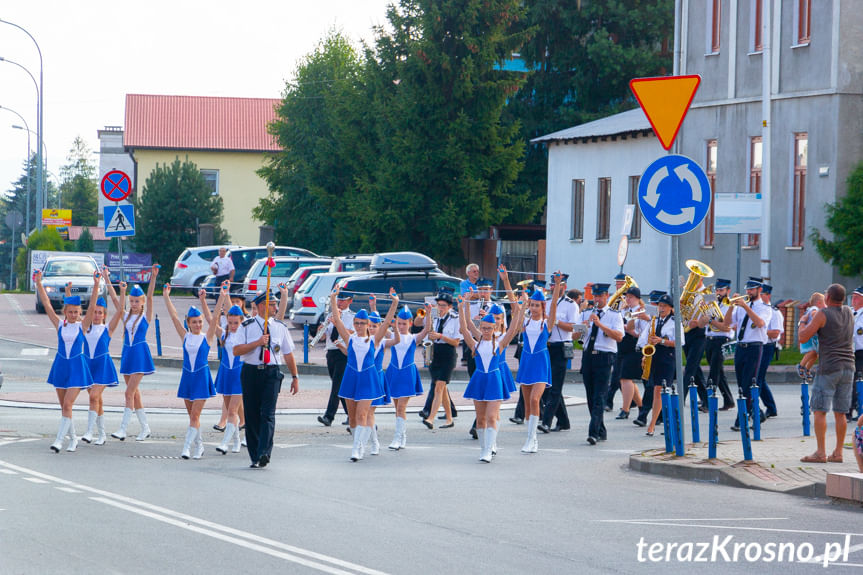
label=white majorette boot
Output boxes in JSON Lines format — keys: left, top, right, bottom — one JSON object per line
{"left": 369, "top": 425, "right": 380, "bottom": 456}
{"left": 66, "top": 418, "right": 79, "bottom": 452}
{"left": 477, "top": 426, "right": 487, "bottom": 462}
{"left": 522, "top": 415, "right": 539, "bottom": 454}
{"left": 94, "top": 415, "right": 107, "bottom": 446}
{"left": 51, "top": 417, "right": 71, "bottom": 453}
{"left": 216, "top": 423, "right": 234, "bottom": 454}
{"left": 112, "top": 407, "right": 132, "bottom": 440}
{"left": 232, "top": 426, "right": 242, "bottom": 453}
{"left": 350, "top": 426, "right": 365, "bottom": 462}
{"left": 389, "top": 417, "right": 404, "bottom": 450}
{"left": 135, "top": 409, "right": 151, "bottom": 441}
{"left": 192, "top": 427, "right": 204, "bottom": 460}
{"left": 481, "top": 427, "right": 497, "bottom": 463}
{"left": 81, "top": 410, "right": 97, "bottom": 443}
{"left": 181, "top": 426, "right": 196, "bottom": 459}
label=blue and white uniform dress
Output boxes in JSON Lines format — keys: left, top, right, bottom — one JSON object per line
{"left": 371, "top": 336, "right": 392, "bottom": 406}
{"left": 177, "top": 333, "right": 216, "bottom": 401}
{"left": 120, "top": 313, "right": 155, "bottom": 375}
{"left": 497, "top": 331, "right": 518, "bottom": 395}
{"left": 214, "top": 331, "right": 243, "bottom": 396}
{"left": 47, "top": 322, "right": 94, "bottom": 389}
{"left": 338, "top": 335, "right": 385, "bottom": 401}
{"left": 385, "top": 335, "right": 424, "bottom": 398}
{"left": 464, "top": 339, "right": 510, "bottom": 401}
{"left": 515, "top": 318, "right": 552, "bottom": 387}
{"left": 83, "top": 324, "right": 119, "bottom": 387}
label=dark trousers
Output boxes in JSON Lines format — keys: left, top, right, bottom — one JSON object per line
{"left": 682, "top": 333, "right": 708, "bottom": 406}
{"left": 582, "top": 351, "right": 615, "bottom": 440}
{"left": 513, "top": 392, "right": 525, "bottom": 420}
{"left": 755, "top": 342, "right": 779, "bottom": 415}
{"left": 637, "top": 378, "right": 654, "bottom": 422}
{"left": 604, "top": 354, "right": 621, "bottom": 409}
{"left": 421, "top": 381, "right": 458, "bottom": 417}
{"left": 705, "top": 336, "right": 734, "bottom": 406}
{"left": 324, "top": 350, "right": 348, "bottom": 421}
{"left": 241, "top": 364, "right": 282, "bottom": 464}
{"left": 542, "top": 343, "right": 571, "bottom": 428}
{"left": 734, "top": 343, "right": 763, "bottom": 413}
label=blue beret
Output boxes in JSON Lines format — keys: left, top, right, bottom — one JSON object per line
{"left": 96, "top": 297, "right": 107, "bottom": 308}
{"left": 368, "top": 311, "right": 382, "bottom": 324}
{"left": 354, "top": 309, "right": 369, "bottom": 320}
{"left": 530, "top": 290, "right": 546, "bottom": 302}
{"left": 129, "top": 285, "right": 145, "bottom": 297}
{"left": 64, "top": 295, "right": 82, "bottom": 306}
{"left": 227, "top": 305, "right": 245, "bottom": 316}
{"left": 187, "top": 306, "right": 202, "bottom": 318}
{"left": 481, "top": 314, "right": 496, "bottom": 324}
{"left": 489, "top": 304, "right": 504, "bottom": 315}
{"left": 397, "top": 305, "right": 413, "bottom": 320}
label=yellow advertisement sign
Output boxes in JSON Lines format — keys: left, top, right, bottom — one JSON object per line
{"left": 42, "top": 209, "right": 72, "bottom": 239}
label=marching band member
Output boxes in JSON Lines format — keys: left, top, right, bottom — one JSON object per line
{"left": 458, "top": 295, "right": 523, "bottom": 462}
{"left": 850, "top": 286, "right": 863, "bottom": 421}
{"left": 213, "top": 282, "right": 247, "bottom": 454}
{"left": 385, "top": 304, "right": 431, "bottom": 450}
{"left": 467, "top": 275, "right": 502, "bottom": 438}
{"left": 318, "top": 291, "right": 354, "bottom": 427}
{"left": 515, "top": 273, "right": 563, "bottom": 453}
{"left": 163, "top": 283, "right": 220, "bottom": 459}
{"left": 112, "top": 264, "right": 159, "bottom": 442}
{"left": 639, "top": 294, "right": 682, "bottom": 437}
{"left": 755, "top": 283, "right": 782, "bottom": 418}
{"left": 615, "top": 287, "right": 645, "bottom": 420}
{"left": 633, "top": 290, "right": 665, "bottom": 427}
{"left": 704, "top": 279, "right": 735, "bottom": 410}
{"left": 682, "top": 286, "right": 710, "bottom": 411}
{"left": 36, "top": 270, "right": 98, "bottom": 453}
{"left": 605, "top": 273, "right": 630, "bottom": 412}
{"left": 421, "top": 287, "right": 462, "bottom": 430}
{"left": 579, "top": 283, "right": 624, "bottom": 445}
{"left": 213, "top": 290, "right": 247, "bottom": 433}
{"left": 79, "top": 268, "right": 124, "bottom": 445}
{"left": 539, "top": 273, "right": 577, "bottom": 433}
{"left": 330, "top": 286, "right": 399, "bottom": 462}
{"left": 367, "top": 299, "right": 396, "bottom": 456}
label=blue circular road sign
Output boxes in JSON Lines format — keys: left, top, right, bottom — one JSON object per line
{"left": 637, "top": 154, "right": 711, "bottom": 236}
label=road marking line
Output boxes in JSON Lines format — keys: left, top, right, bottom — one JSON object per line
{"left": 0, "top": 469, "right": 17, "bottom": 474}
{"left": 21, "top": 348, "right": 48, "bottom": 356}
{"left": 55, "top": 487, "right": 82, "bottom": 493}
{"left": 597, "top": 517, "right": 789, "bottom": 523}
{"left": 0, "top": 459, "right": 389, "bottom": 575}
{"left": 602, "top": 519, "right": 863, "bottom": 538}
{"left": 810, "top": 543, "right": 863, "bottom": 564}
{"left": 22, "top": 477, "right": 49, "bottom": 484}
{"left": 5, "top": 294, "right": 36, "bottom": 327}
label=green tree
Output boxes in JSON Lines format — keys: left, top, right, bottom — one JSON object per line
{"left": 59, "top": 136, "right": 99, "bottom": 226}
{"left": 15, "top": 226, "right": 65, "bottom": 279}
{"left": 0, "top": 155, "right": 41, "bottom": 240}
{"left": 811, "top": 163, "right": 863, "bottom": 277}
{"left": 134, "top": 157, "right": 228, "bottom": 282}
{"left": 76, "top": 227, "right": 94, "bottom": 252}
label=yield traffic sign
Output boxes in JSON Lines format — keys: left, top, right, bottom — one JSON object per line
{"left": 629, "top": 75, "right": 701, "bottom": 150}
{"left": 637, "top": 154, "right": 711, "bottom": 236}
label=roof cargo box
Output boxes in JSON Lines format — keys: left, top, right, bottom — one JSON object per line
{"left": 370, "top": 252, "right": 438, "bottom": 272}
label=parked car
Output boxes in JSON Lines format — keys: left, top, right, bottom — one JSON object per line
{"left": 200, "top": 245, "right": 321, "bottom": 296}
{"left": 170, "top": 245, "right": 244, "bottom": 289}
{"left": 35, "top": 255, "right": 108, "bottom": 313}
{"left": 327, "top": 254, "right": 373, "bottom": 273}
{"left": 284, "top": 265, "right": 330, "bottom": 301}
{"left": 288, "top": 271, "right": 365, "bottom": 332}
{"left": 240, "top": 256, "right": 332, "bottom": 300}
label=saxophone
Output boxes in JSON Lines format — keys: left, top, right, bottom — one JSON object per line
{"left": 641, "top": 315, "right": 657, "bottom": 380}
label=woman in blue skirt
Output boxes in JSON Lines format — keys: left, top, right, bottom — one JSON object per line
{"left": 366, "top": 303, "right": 395, "bottom": 456}
{"left": 459, "top": 296, "right": 523, "bottom": 462}
{"left": 385, "top": 303, "right": 431, "bottom": 450}
{"left": 513, "top": 271, "right": 563, "bottom": 454}
{"left": 331, "top": 285, "right": 399, "bottom": 462}
{"left": 35, "top": 269, "right": 99, "bottom": 453}
{"left": 211, "top": 282, "right": 246, "bottom": 454}
{"left": 164, "top": 283, "right": 220, "bottom": 459}
{"left": 113, "top": 263, "right": 160, "bottom": 442}
{"left": 78, "top": 267, "right": 124, "bottom": 445}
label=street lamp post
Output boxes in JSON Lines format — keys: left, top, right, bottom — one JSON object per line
{"left": 0, "top": 19, "right": 44, "bottom": 230}
{"left": 10, "top": 123, "right": 32, "bottom": 235}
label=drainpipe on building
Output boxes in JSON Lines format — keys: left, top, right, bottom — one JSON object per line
{"left": 760, "top": 0, "right": 772, "bottom": 281}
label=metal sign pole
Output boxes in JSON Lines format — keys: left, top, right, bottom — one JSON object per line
{"left": 118, "top": 237, "right": 125, "bottom": 283}
{"left": 671, "top": 235, "right": 686, "bottom": 454}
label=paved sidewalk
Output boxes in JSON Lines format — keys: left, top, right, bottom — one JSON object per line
{"left": 630, "top": 436, "right": 862, "bottom": 499}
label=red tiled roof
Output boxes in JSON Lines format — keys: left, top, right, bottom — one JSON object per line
{"left": 68, "top": 226, "right": 108, "bottom": 241}
{"left": 124, "top": 94, "right": 281, "bottom": 152}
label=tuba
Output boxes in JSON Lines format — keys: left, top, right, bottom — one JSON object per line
{"left": 608, "top": 275, "right": 637, "bottom": 312}
{"left": 679, "top": 259, "right": 713, "bottom": 328}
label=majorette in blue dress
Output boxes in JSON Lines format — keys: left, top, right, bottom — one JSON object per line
{"left": 464, "top": 339, "right": 510, "bottom": 401}
{"left": 120, "top": 313, "right": 155, "bottom": 375}
{"left": 177, "top": 333, "right": 216, "bottom": 401}
{"left": 214, "top": 331, "right": 243, "bottom": 396}
{"left": 384, "top": 336, "right": 424, "bottom": 398}
{"left": 515, "top": 318, "right": 552, "bottom": 387}
{"left": 83, "top": 324, "right": 119, "bottom": 386}
{"left": 47, "top": 322, "right": 94, "bottom": 390}
{"left": 338, "top": 335, "right": 385, "bottom": 401}
{"left": 371, "top": 336, "right": 392, "bottom": 406}
{"left": 497, "top": 333, "right": 518, "bottom": 394}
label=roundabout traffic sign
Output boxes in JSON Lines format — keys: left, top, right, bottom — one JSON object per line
{"left": 637, "top": 154, "right": 711, "bottom": 236}
{"left": 101, "top": 170, "right": 132, "bottom": 202}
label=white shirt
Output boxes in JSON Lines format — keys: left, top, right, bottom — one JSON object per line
{"left": 547, "top": 296, "right": 578, "bottom": 343}
{"left": 636, "top": 314, "right": 683, "bottom": 348}
{"left": 184, "top": 333, "right": 205, "bottom": 370}
{"left": 84, "top": 324, "right": 107, "bottom": 359}
{"left": 426, "top": 310, "right": 463, "bottom": 344}
{"left": 580, "top": 306, "right": 624, "bottom": 353}
{"left": 59, "top": 322, "right": 82, "bottom": 358}
{"left": 325, "top": 309, "right": 355, "bottom": 351}
{"left": 469, "top": 298, "right": 493, "bottom": 322}
{"left": 220, "top": 330, "right": 243, "bottom": 369}
{"left": 853, "top": 307, "right": 863, "bottom": 351}
{"left": 730, "top": 301, "right": 772, "bottom": 344}
{"left": 211, "top": 255, "right": 235, "bottom": 276}
{"left": 239, "top": 317, "right": 295, "bottom": 365}
{"left": 767, "top": 306, "right": 785, "bottom": 344}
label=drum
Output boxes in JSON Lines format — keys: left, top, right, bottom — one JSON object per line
{"left": 721, "top": 341, "right": 737, "bottom": 359}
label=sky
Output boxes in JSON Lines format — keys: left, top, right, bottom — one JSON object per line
{"left": 0, "top": 0, "right": 392, "bottom": 201}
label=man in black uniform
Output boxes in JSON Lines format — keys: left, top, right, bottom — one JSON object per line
{"left": 703, "top": 278, "right": 736, "bottom": 410}
{"left": 233, "top": 291, "right": 300, "bottom": 468}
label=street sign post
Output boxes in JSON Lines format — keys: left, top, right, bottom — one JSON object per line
{"left": 100, "top": 170, "right": 132, "bottom": 202}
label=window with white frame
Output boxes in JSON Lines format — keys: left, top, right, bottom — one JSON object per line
{"left": 750, "top": 0, "right": 763, "bottom": 53}
{"left": 703, "top": 140, "right": 718, "bottom": 247}
{"left": 746, "top": 136, "right": 762, "bottom": 247}
{"left": 596, "top": 178, "right": 611, "bottom": 241}
{"left": 790, "top": 133, "right": 808, "bottom": 247}
{"left": 571, "top": 179, "right": 584, "bottom": 240}
{"left": 706, "top": 0, "right": 722, "bottom": 54}
{"left": 201, "top": 169, "right": 219, "bottom": 196}
{"left": 628, "top": 176, "right": 642, "bottom": 240}
{"left": 793, "top": 0, "right": 812, "bottom": 46}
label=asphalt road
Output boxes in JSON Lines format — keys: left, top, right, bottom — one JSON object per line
{"left": 2, "top": 341, "right": 862, "bottom": 573}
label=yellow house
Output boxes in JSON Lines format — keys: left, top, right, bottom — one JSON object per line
{"left": 124, "top": 94, "right": 281, "bottom": 245}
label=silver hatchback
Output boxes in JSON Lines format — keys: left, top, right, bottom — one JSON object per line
{"left": 36, "top": 255, "right": 108, "bottom": 313}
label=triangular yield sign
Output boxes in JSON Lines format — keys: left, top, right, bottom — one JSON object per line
{"left": 630, "top": 75, "right": 701, "bottom": 150}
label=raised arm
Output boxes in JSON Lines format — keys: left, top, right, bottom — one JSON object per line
{"left": 82, "top": 272, "right": 101, "bottom": 332}
{"left": 101, "top": 266, "right": 121, "bottom": 310}
{"left": 375, "top": 288, "right": 399, "bottom": 347}
{"left": 368, "top": 294, "right": 378, "bottom": 314}
{"left": 34, "top": 270, "right": 60, "bottom": 328}
{"left": 498, "top": 264, "right": 517, "bottom": 303}
{"left": 329, "top": 288, "right": 353, "bottom": 344}
{"left": 460, "top": 296, "right": 482, "bottom": 340}
{"left": 413, "top": 304, "right": 433, "bottom": 343}
{"left": 145, "top": 264, "right": 159, "bottom": 323}
{"left": 198, "top": 286, "right": 215, "bottom": 325}
{"left": 162, "top": 284, "right": 186, "bottom": 339}
{"left": 107, "top": 281, "right": 127, "bottom": 335}
{"left": 277, "top": 283, "right": 289, "bottom": 321}
{"left": 458, "top": 297, "right": 478, "bottom": 345}
{"left": 499, "top": 297, "right": 524, "bottom": 349}
{"left": 546, "top": 272, "right": 563, "bottom": 333}
{"left": 208, "top": 284, "right": 228, "bottom": 343}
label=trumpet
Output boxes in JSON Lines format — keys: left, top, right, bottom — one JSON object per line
{"left": 641, "top": 315, "right": 657, "bottom": 380}
{"left": 727, "top": 295, "right": 751, "bottom": 305}
{"left": 608, "top": 275, "right": 637, "bottom": 312}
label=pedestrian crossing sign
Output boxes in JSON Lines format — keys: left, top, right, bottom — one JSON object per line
{"left": 104, "top": 205, "right": 135, "bottom": 237}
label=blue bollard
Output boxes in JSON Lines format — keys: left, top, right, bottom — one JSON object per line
{"left": 688, "top": 377, "right": 700, "bottom": 444}
{"left": 856, "top": 372, "right": 863, "bottom": 416}
{"left": 708, "top": 380, "right": 718, "bottom": 459}
{"left": 801, "top": 377, "right": 811, "bottom": 437}
{"left": 154, "top": 314, "right": 163, "bottom": 357}
{"left": 670, "top": 385, "right": 684, "bottom": 456}
{"left": 737, "top": 390, "right": 753, "bottom": 461}
{"left": 751, "top": 381, "right": 761, "bottom": 441}
{"left": 303, "top": 323, "right": 309, "bottom": 364}
{"left": 660, "top": 382, "right": 673, "bottom": 453}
